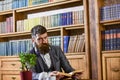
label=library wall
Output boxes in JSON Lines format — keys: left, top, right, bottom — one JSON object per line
{"left": 0, "top": 0, "right": 90, "bottom": 80}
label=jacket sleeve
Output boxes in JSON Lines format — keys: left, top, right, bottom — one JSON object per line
{"left": 55, "top": 46, "right": 75, "bottom": 73}
{"left": 32, "top": 72, "right": 56, "bottom": 80}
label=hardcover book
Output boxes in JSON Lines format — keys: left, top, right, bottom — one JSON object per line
{"left": 58, "top": 70, "right": 83, "bottom": 77}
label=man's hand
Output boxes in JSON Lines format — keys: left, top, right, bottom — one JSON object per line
{"left": 72, "top": 72, "right": 82, "bottom": 80}
{"left": 49, "top": 71, "right": 64, "bottom": 80}
{"left": 49, "top": 71, "right": 58, "bottom": 76}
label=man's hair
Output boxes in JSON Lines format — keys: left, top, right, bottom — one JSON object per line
{"left": 31, "top": 25, "right": 47, "bottom": 37}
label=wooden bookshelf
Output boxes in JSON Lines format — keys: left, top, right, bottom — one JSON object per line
{"left": 89, "top": 0, "right": 120, "bottom": 80}
{"left": 0, "top": 0, "right": 90, "bottom": 80}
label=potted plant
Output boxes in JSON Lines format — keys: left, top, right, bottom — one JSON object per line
{"left": 19, "top": 52, "right": 37, "bottom": 80}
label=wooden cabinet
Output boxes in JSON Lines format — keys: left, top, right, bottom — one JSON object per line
{"left": 66, "top": 53, "right": 87, "bottom": 79}
{"left": 0, "top": 56, "right": 21, "bottom": 80}
{"left": 102, "top": 53, "right": 120, "bottom": 80}
{"left": 88, "top": 0, "right": 120, "bottom": 80}
{"left": 0, "top": 0, "right": 90, "bottom": 80}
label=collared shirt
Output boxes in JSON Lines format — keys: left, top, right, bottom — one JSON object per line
{"left": 34, "top": 46, "right": 51, "bottom": 68}
{"left": 40, "top": 53, "right": 51, "bottom": 68}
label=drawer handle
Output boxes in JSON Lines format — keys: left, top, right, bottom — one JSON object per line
{"left": 112, "top": 68, "right": 120, "bottom": 72}
{"left": 11, "top": 63, "right": 16, "bottom": 66}
{"left": 12, "top": 77, "right": 16, "bottom": 80}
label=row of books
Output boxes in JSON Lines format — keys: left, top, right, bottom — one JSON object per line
{"left": 48, "top": 36, "right": 61, "bottom": 47}
{"left": 0, "top": 0, "right": 60, "bottom": 11}
{"left": 0, "top": 16, "right": 13, "bottom": 33}
{"left": 0, "top": 10, "right": 84, "bottom": 34}
{"left": 103, "top": 0, "right": 120, "bottom": 6}
{"left": 0, "top": 36, "right": 61, "bottom": 56}
{"left": 100, "top": 4, "right": 120, "bottom": 21}
{"left": 0, "top": 39, "right": 32, "bottom": 56}
{"left": 0, "top": 33, "right": 85, "bottom": 56}
{"left": 17, "top": 10, "right": 84, "bottom": 32}
{"left": 102, "top": 28, "right": 120, "bottom": 51}
{"left": 64, "top": 33, "right": 85, "bottom": 53}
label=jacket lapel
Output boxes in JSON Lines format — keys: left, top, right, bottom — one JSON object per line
{"left": 37, "top": 55, "right": 44, "bottom": 71}
{"left": 49, "top": 48, "right": 57, "bottom": 70}
{"left": 33, "top": 48, "right": 45, "bottom": 71}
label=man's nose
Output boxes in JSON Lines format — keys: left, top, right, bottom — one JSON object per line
{"left": 42, "top": 38, "right": 46, "bottom": 43}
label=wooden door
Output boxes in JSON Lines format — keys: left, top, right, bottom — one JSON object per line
{"left": 102, "top": 53, "right": 120, "bottom": 80}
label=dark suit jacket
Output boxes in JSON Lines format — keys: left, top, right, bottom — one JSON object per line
{"left": 30, "top": 45, "right": 74, "bottom": 73}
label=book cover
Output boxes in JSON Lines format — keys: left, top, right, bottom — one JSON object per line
{"left": 58, "top": 70, "right": 83, "bottom": 77}
{"left": 64, "top": 36, "right": 70, "bottom": 53}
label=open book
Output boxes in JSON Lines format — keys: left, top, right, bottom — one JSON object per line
{"left": 58, "top": 70, "right": 83, "bottom": 77}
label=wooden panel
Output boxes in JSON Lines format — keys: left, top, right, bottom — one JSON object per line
{"left": 66, "top": 54, "right": 87, "bottom": 79}
{"left": 0, "top": 58, "right": 21, "bottom": 70}
{"left": 0, "top": 71, "right": 20, "bottom": 80}
{"left": 83, "top": 0, "right": 90, "bottom": 79}
{"left": 2, "top": 74, "right": 20, "bottom": 80}
{"left": 102, "top": 53, "right": 120, "bottom": 80}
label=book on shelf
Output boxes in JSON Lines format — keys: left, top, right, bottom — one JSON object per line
{"left": 58, "top": 70, "right": 83, "bottom": 77}
{"left": 102, "top": 28, "right": 120, "bottom": 51}
{"left": 100, "top": 4, "right": 120, "bottom": 21}
{"left": 64, "top": 36, "right": 70, "bottom": 53}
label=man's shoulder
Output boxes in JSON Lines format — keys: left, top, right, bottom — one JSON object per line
{"left": 29, "top": 48, "right": 35, "bottom": 54}
{"left": 50, "top": 45, "right": 61, "bottom": 50}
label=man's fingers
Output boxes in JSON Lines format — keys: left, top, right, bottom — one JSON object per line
{"left": 50, "top": 71, "right": 59, "bottom": 76}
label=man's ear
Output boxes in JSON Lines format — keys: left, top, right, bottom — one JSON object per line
{"left": 31, "top": 38, "right": 35, "bottom": 42}
{"left": 31, "top": 38, "right": 36, "bottom": 47}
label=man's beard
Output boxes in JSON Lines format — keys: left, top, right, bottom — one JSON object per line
{"left": 37, "top": 43, "right": 50, "bottom": 54}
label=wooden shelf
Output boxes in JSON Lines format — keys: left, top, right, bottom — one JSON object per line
{"left": 0, "top": 56, "right": 19, "bottom": 58}
{"left": 0, "top": 10, "right": 13, "bottom": 15}
{"left": 47, "top": 27, "right": 61, "bottom": 32}
{"left": 16, "top": 0, "right": 81, "bottom": 12}
{"left": 47, "top": 24, "right": 84, "bottom": 32}
{"left": 65, "top": 52, "right": 85, "bottom": 56}
{"left": 102, "top": 50, "right": 120, "bottom": 53}
{"left": 100, "top": 19, "right": 120, "bottom": 25}
{"left": 0, "top": 32, "right": 31, "bottom": 38}
{"left": 63, "top": 24, "right": 84, "bottom": 30}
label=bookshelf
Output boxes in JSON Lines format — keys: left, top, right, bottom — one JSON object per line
{"left": 89, "top": 0, "right": 120, "bottom": 80}
{"left": 0, "top": 0, "right": 90, "bottom": 80}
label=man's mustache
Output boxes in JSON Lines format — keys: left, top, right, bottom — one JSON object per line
{"left": 38, "top": 43, "right": 50, "bottom": 54}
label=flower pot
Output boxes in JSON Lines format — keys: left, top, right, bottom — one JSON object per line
{"left": 20, "top": 71, "right": 32, "bottom": 80}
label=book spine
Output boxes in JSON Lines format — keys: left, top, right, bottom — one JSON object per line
{"left": 112, "top": 29, "right": 117, "bottom": 50}
{"left": 116, "top": 29, "right": 120, "bottom": 50}
{"left": 64, "top": 36, "right": 70, "bottom": 53}
{"left": 105, "top": 30, "right": 110, "bottom": 50}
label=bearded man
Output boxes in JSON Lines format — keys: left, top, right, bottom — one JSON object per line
{"left": 30, "top": 25, "right": 81, "bottom": 80}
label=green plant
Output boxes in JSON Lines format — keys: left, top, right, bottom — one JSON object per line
{"left": 19, "top": 53, "right": 37, "bottom": 71}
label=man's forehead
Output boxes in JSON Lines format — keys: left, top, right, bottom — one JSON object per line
{"left": 35, "top": 33, "right": 47, "bottom": 38}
